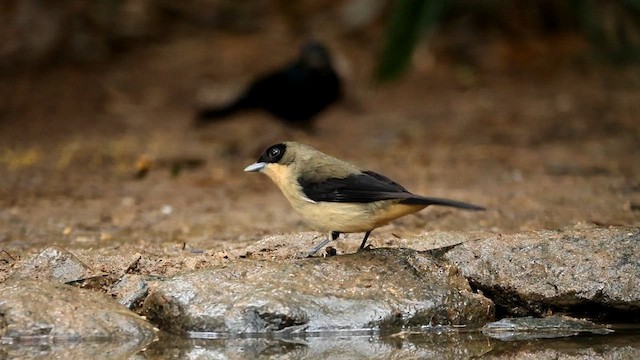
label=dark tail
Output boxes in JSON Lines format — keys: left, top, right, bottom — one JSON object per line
{"left": 196, "top": 104, "right": 240, "bottom": 124}
{"left": 195, "top": 96, "right": 252, "bottom": 125}
{"left": 196, "top": 106, "right": 232, "bottom": 122}
{"left": 401, "top": 196, "right": 485, "bottom": 211}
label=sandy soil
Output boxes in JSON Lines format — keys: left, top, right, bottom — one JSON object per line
{"left": 1, "top": 32, "right": 639, "bottom": 278}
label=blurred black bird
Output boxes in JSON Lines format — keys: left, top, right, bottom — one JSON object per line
{"left": 196, "top": 41, "right": 341, "bottom": 129}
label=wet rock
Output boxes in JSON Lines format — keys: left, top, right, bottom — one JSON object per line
{"left": 8, "top": 246, "right": 92, "bottom": 283}
{"left": 444, "top": 226, "right": 640, "bottom": 319}
{"left": 141, "top": 248, "right": 494, "bottom": 334}
{"left": 109, "top": 274, "right": 152, "bottom": 309}
{"left": 482, "top": 315, "right": 612, "bottom": 341}
{"left": 0, "top": 280, "right": 157, "bottom": 343}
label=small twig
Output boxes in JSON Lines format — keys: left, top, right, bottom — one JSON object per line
{"left": 1, "top": 249, "right": 15, "bottom": 261}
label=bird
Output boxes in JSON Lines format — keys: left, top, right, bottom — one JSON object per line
{"left": 244, "top": 141, "right": 485, "bottom": 256}
{"left": 196, "top": 41, "right": 341, "bottom": 130}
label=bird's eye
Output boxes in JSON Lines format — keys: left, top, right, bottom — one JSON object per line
{"left": 269, "top": 148, "right": 280, "bottom": 158}
{"left": 259, "top": 143, "right": 286, "bottom": 163}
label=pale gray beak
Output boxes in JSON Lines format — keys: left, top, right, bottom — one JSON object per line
{"left": 244, "top": 162, "right": 266, "bottom": 172}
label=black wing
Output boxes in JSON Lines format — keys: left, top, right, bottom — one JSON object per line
{"left": 299, "top": 170, "right": 486, "bottom": 210}
{"left": 299, "top": 170, "right": 412, "bottom": 203}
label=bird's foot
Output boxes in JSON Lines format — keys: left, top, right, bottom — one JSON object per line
{"left": 304, "top": 237, "right": 332, "bottom": 257}
{"left": 357, "top": 244, "right": 375, "bottom": 252}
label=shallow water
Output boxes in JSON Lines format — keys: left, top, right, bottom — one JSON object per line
{"left": 145, "top": 327, "right": 640, "bottom": 359}
{"left": 4, "top": 326, "right": 639, "bottom": 359}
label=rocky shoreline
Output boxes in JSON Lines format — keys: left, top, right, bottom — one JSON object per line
{"left": 1, "top": 226, "right": 639, "bottom": 357}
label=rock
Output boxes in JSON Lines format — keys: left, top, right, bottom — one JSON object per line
{"left": 109, "top": 274, "right": 151, "bottom": 309}
{"left": 240, "top": 232, "right": 331, "bottom": 259}
{"left": 482, "top": 315, "right": 612, "bottom": 341}
{"left": 396, "top": 231, "right": 482, "bottom": 252}
{"left": 8, "top": 246, "right": 92, "bottom": 283}
{"left": 444, "top": 226, "right": 640, "bottom": 320}
{"left": 0, "top": 280, "right": 157, "bottom": 343}
{"left": 241, "top": 231, "right": 482, "bottom": 259}
{"left": 141, "top": 248, "right": 494, "bottom": 334}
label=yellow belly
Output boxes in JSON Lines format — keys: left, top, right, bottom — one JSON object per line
{"left": 293, "top": 200, "right": 427, "bottom": 233}
{"left": 261, "top": 163, "right": 426, "bottom": 233}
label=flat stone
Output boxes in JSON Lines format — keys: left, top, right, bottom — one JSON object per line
{"left": 0, "top": 280, "right": 157, "bottom": 343}
{"left": 8, "top": 246, "right": 92, "bottom": 283}
{"left": 444, "top": 226, "right": 640, "bottom": 319}
{"left": 142, "top": 248, "right": 494, "bottom": 334}
{"left": 109, "top": 274, "right": 151, "bottom": 309}
{"left": 482, "top": 315, "right": 612, "bottom": 340}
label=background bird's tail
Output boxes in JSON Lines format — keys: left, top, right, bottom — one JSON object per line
{"left": 195, "top": 96, "right": 253, "bottom": 125}
{"left": 196, "top": 105, "right": 238, "bottom": 122}
{"left": 401, "top": 196, "right": 485, "bottom": 211}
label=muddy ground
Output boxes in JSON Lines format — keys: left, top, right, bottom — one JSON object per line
{"left": 1, "top": 31, "right": 639, "bottom": 279}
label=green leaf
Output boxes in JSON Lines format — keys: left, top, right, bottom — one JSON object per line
{"left": 376, "top": 0, "right": 448, "bottom": 83}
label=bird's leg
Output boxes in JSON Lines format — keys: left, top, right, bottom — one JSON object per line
{"left": 306, "top": 232, "right": 340, "bottom": 257}
{"left": 358, "top": 231, "right": 372, "bottom": 251}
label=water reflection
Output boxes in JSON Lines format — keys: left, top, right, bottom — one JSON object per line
{"left": 139, "top": 328, "right": 640, "bottom": 359}
{"left": 3, "top": 327, "right": 639, "bottom": 359}
{"left": 142, "top": 331, "right": 492, "bottom": 359}
{"left": 0, "top": 336, "right": 149, "bottom": 359}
